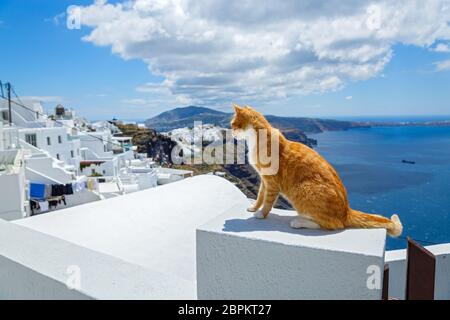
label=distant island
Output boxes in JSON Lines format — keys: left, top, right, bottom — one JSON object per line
{"left": 359, "top": 119, "right": 450, "bottom": 128}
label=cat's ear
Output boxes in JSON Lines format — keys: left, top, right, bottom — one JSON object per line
{"left": 244, "top": 105, "right": 254, "bottom": 111}
{"left": 232, "top": 103, "right": 243, "bottom": 113}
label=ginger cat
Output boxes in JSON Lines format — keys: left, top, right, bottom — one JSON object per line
{"left": 231, "top": 104, "right": 403, "bottom": 237}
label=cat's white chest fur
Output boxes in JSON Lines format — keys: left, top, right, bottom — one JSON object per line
{"left": 244, "top": 126, "right": 258, "bottom": 170}
{"left": 233, "top": 125, "right": 258, "bottom": 170}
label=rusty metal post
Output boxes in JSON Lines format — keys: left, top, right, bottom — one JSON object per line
{"left": 405, "top": 237, "right": 436, "bottom": 300}
{"left": 382, "top": 264, "right": 389, "bottom": 300}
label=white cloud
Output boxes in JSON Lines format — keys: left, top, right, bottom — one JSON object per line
{"left": 433, "top": 43, "right": 450, "bottom": 52}
{"left": 72, "top": 0, "right": 450, "bottom": 106}
{"left": 135, "top": 82, "right": 192, "bottom": 105}
{"left": 345, "top": 96, "right": 353, "bottom": 100}
{"left": 120, "top": 82, "right": 192, "bottom": 110}
{"left": 84, "top": 93, "right": 107, "bottom": 98}
{"left": 121, "top": 98, "right": 148, "bottom": 105}
{"left": 434, "top": 59, "right": 450, "bottom": 71}
{"left": 21, "top": 96, "right": 64, "bottom": 103}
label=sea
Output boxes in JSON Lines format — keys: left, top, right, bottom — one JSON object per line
{"left": 309, "top": 120, "right": 450, "bottom": 250}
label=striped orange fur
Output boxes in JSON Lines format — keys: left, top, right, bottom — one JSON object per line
{"left": 231, "top": 103, "right": 403, "bottom": 237}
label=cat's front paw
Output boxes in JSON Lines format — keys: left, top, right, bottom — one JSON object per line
{"left": 253, "top": 210, "right": 266, "bottom": 219}
{"left": 290, "top": 217, "right": 303, "bottom": 229}
{"left": 247, "top": 206, "right": 257, "bottom": 212}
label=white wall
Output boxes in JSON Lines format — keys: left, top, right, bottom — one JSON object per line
{"left": 1, "top": 99, "right": 45, "bottom": 128}
{"left": 136, "top": 171, "right": 158, "bottom": 190}
{"left": 79, "top": 132, "right": 112, "bottom": 158}
{"left": 15, "top": 175, "right": 248, "bottom": 286}
{"left": 25, "top": 156, "right": 74, "bottom": 184}
{"left": 79, "top": 159, "right": 117, "bottom": 177}
{"left": 9, "top": 175, "right": 449, "bottom": 300}
{"left": 0, "top": 170, "right": 26, "bottom": 221}
{"left": 386, "top": 243, "right": 450, "bottom": 300}
{"left": 0, "top": 124, "right": 19, "bottom": 150}
{"left": 0, "top": 219, "right": 194, "bottom": 299}
{"left": 197, "top": 206, "right": 386, "bottom": 299}
{"left": 19, "top": 127, "right": 81, "bottom": 167}
{"left": 65, "top": 190, "right": 101, "bottom": 208}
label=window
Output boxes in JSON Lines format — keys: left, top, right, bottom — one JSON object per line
{"left": 71, "top": 150, "right": 74, "bottom": 158}
{"left": 25, "top": 134, "right": 37, "bottom": 147}
{"left": 1, "top": 110, "right": 9, "bottom": 122}
{"left": 56, "top": 154, "right": 60, "bottom": 160}
{"left": 91, "top": 168, "right": 96, "bottom": 175}
{"left": 47, "top": 137, "right": 51, "bottom": 145}
{"left": 58, "top": 135, "right": 62, "bottom": 144}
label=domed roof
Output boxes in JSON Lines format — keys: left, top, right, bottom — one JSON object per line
{"left": 55, "top": 104, "right": 65, "bottom": 116}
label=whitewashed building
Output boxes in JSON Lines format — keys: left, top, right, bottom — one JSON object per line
{"left": 0, "top": 149, "right": 27, "bottom": 220}
{"left": 0, "top": 99, "right": 192, "bottom": 220}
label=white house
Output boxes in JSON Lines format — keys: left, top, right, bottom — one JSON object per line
{"left": 0, "top": 99, "right": 192, "bottom": 221}
{"left": 0, "top": 149, "right": 27, "bottom": 220}
{"left": 18, "top": 127, "right": 81, "bottom": 170}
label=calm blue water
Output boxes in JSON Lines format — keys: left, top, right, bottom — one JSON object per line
{"left": 310, "top": 126, "right": 450, "bottom": 250}
{"left": 329, "top": 115, "right": 450, "bottom": 122}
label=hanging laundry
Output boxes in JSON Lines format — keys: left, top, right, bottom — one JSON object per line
{"left": 45, "top": 184, "right": 52, "bottom": 198}
{"left": 51, "top": 184, "right": 58, "bottom": 196}
{"left": 48, "top": 199, "right": 59, "bottom": 209}
{"left": 30, "top": 183, "right": 46, "bottom": 199}
{"left": 51, "top": 184, "right": 66, "bottom": 196}
{"left": 30, "top": 200, "right": 40, "bottom": 214}
{"left": 38, "top": 201, "right": 49, "bottom": 212}
{"left": 73, "top": 182, "right": 83, "bottom": 193}
{"left": 65, "top": 183, "right": 74, "bottom": 195}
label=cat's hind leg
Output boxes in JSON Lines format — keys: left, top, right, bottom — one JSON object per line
{"left": 290, "top": 216, "right": 321, "bottom": 229}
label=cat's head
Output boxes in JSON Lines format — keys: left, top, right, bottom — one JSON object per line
{"left": 231, "top": 103, "right": 269, "bottom": 139}
{"left": 231, "top": 103, "right": 253, "bottom": 140}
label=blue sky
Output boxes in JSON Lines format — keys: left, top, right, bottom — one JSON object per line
{"left": 1, "top": 0, "right": 450, "bottom": 120}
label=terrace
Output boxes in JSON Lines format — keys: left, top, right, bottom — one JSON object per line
{"left": 0, "top": 175, "right": 449, "bottom": 299}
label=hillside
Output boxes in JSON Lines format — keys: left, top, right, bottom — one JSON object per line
{"left": 145, "top": 106, "right": 231, "bottom": 132}
{"left": 144, "top": 106, "right": 366, "bottom": 133}
{"left": 115, "top": 123, "right": 177, "bottom": 164}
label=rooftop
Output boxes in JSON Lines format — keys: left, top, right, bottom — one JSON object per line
{"left": 14, "top": 175, "right": 248, "bottom": 283}
{"left": 200, "top": 205, "right": 386, "bottom": 257}
{"left": 5, "top": 175, "right": 395, "bottom": 299}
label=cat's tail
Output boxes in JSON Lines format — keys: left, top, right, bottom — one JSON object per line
{"left": 346, "top": 209, "right": 403, "bottom": 237}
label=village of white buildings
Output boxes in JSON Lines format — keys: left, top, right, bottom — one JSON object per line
{"left": 0, "top": 98, "right": 193, "bottom": 221}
